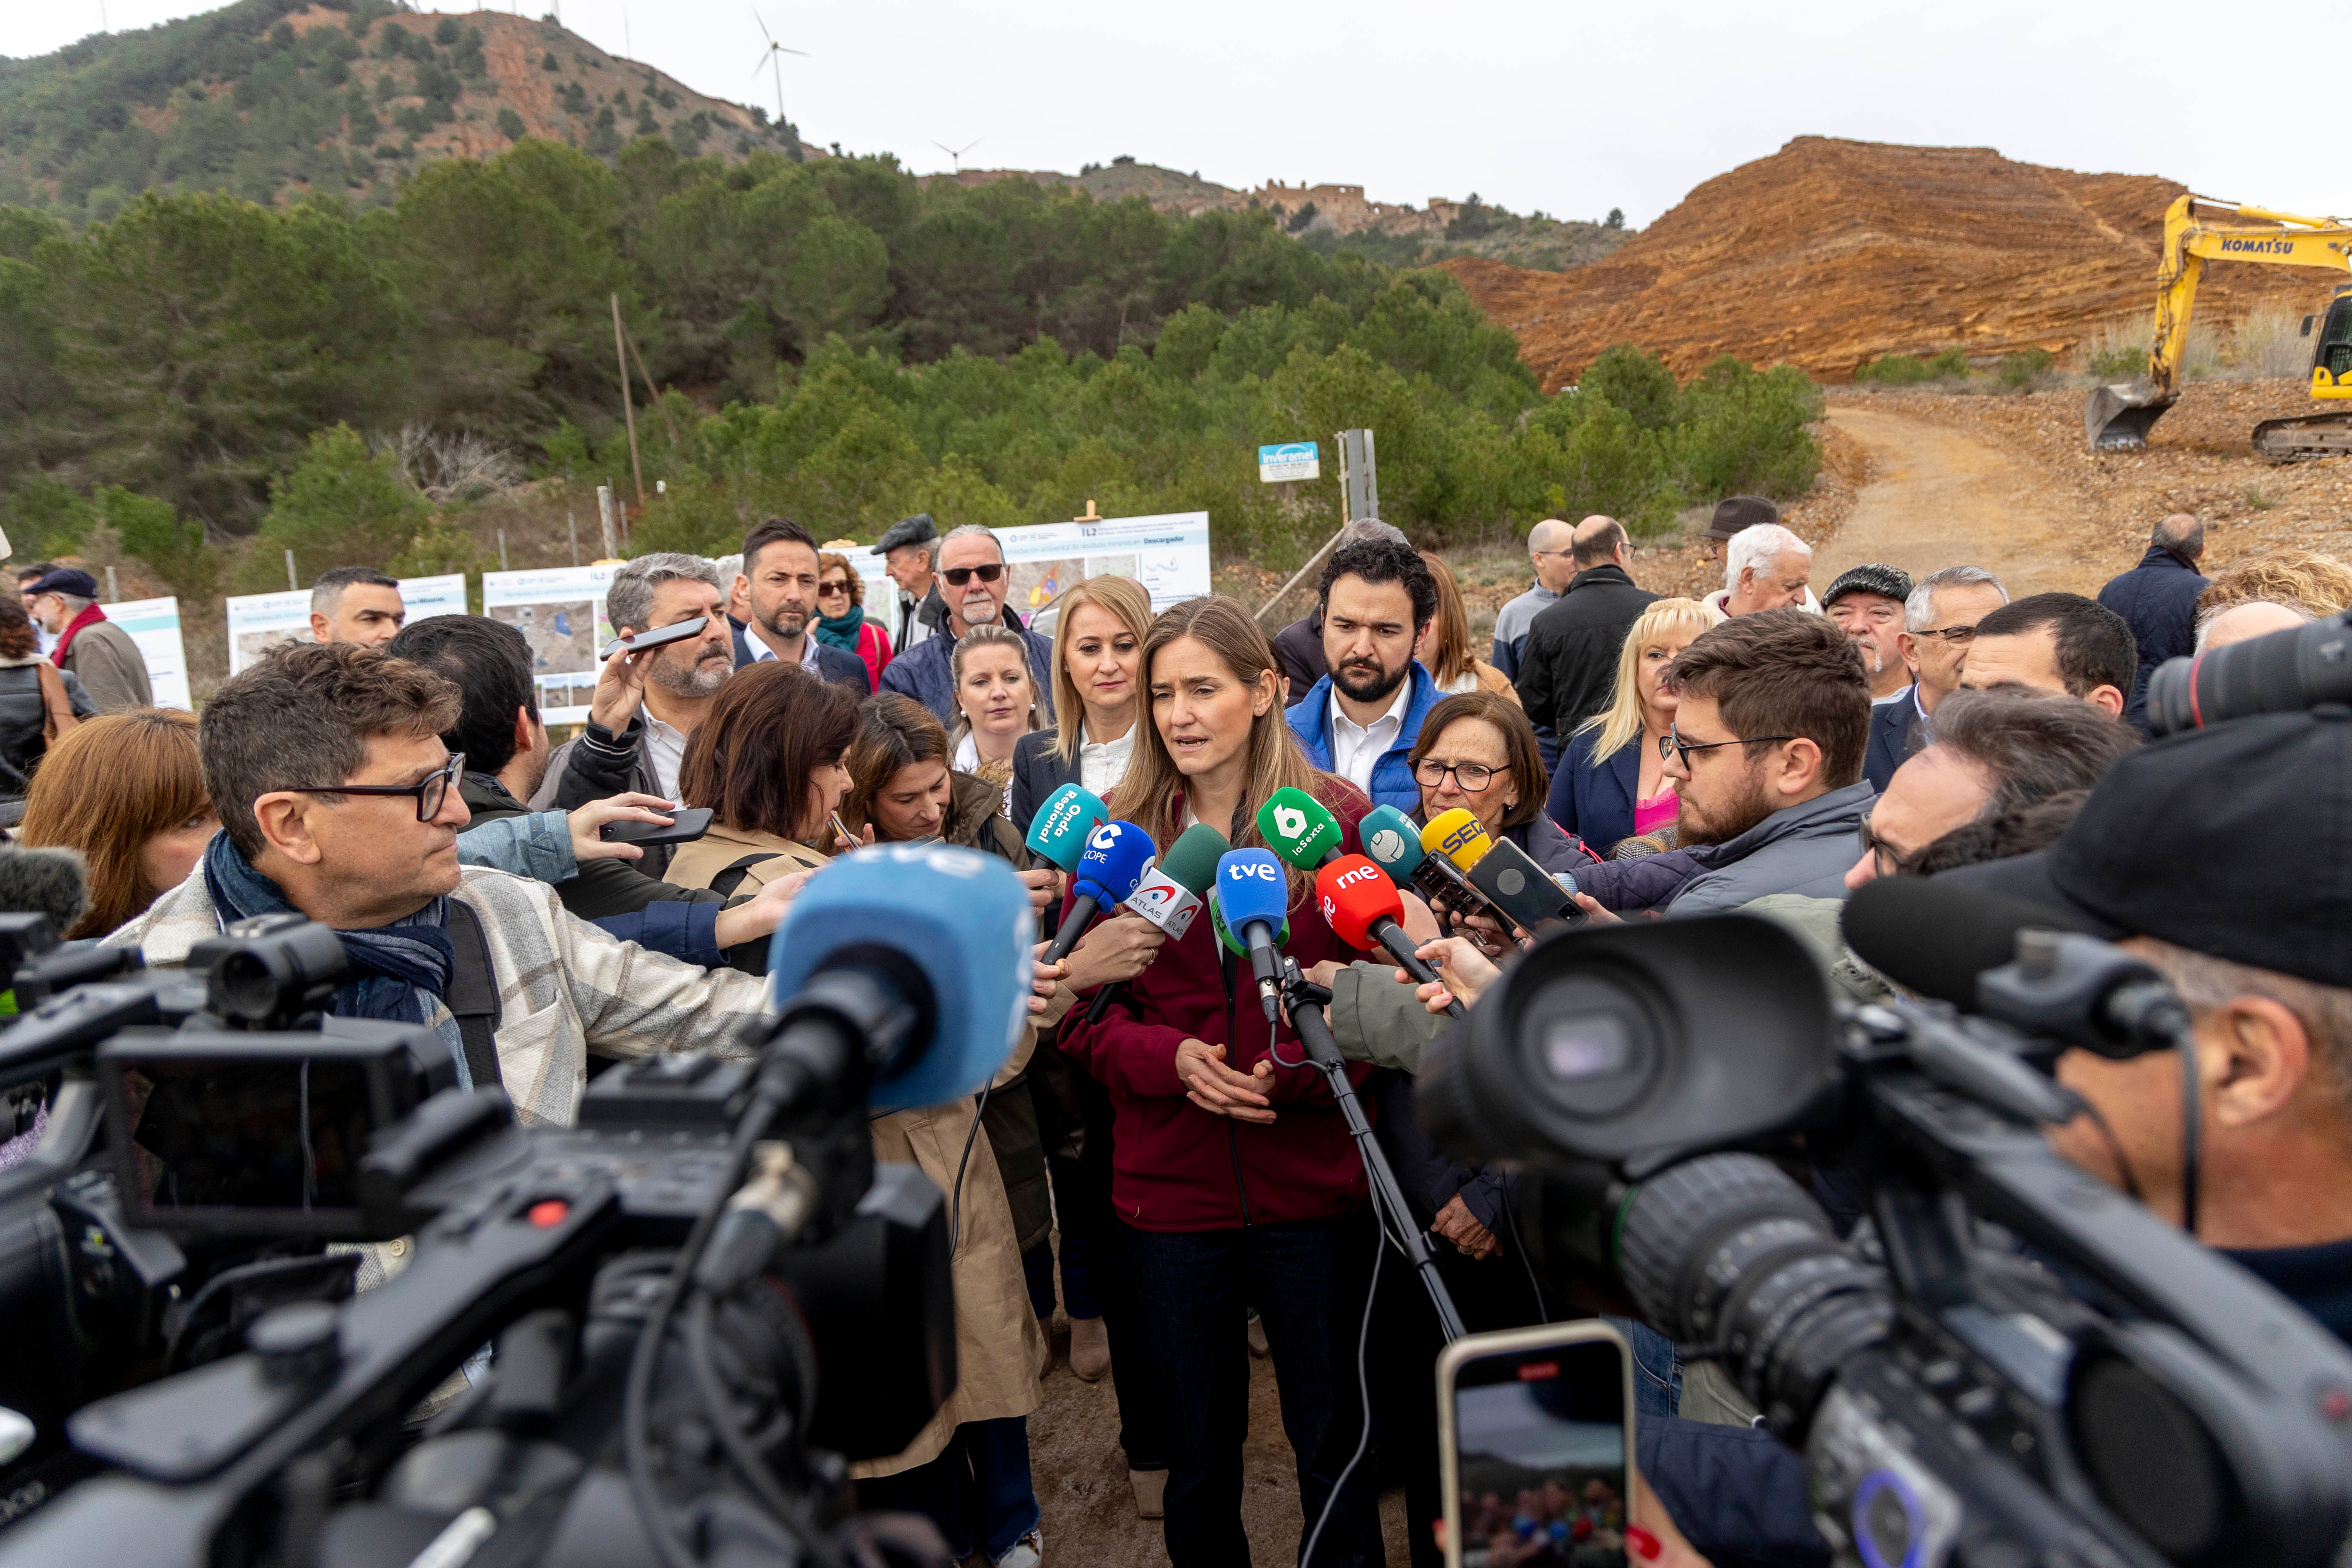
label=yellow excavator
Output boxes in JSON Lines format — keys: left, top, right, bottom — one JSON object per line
{"left": 2085, "top": 194, "right": 2352, "bottom": 458}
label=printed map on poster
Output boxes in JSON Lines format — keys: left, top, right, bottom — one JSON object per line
{"left": 223, "top": 573, "right": 473, "bottom": 675}
{"left": 481, "top": 565, "right": 618, "bottom": 726}
{"left": 829, "top": 511, "right": 1210, "bottom": 617}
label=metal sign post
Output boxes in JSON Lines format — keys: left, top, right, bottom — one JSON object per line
{"left": 1253, "top": 428, "right": 1377, "bottom": 625}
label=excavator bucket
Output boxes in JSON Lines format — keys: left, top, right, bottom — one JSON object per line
{"left": 2085, "top": 383, "right": 2178, "bottom": 451}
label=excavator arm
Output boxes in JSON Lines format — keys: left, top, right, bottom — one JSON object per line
{"left": 2084, "top": 195, "right": 2352, "bottom": 451}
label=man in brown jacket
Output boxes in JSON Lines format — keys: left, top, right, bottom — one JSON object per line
{"left": 24, "top": 567, "right": 150, "bottom": 713}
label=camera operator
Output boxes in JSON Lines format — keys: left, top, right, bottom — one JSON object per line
{"left": 1941, "top": 709, "right": 2352, "bottom": 1341}
{"left": 104, "top": 642, "right": 772, "bottom": 1126}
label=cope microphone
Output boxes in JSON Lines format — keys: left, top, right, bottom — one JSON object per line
{"left": 1259, "top": 786, "right": 1345, "bottom": 870}
{"left": 1023, "top": 782, "right": 1109, "bottom": 877}
{"left": 765, "top": 843, "right": 1036, "bottom": 1113}
{"left": 1214, "top": 849, "right": 1292, "bottom": 1021}
{"left": 1045, "top": 820, "right": 1155, "bottom": 965}
{"left": 1316, "top": 855, "right": 1465, "bottom": 1020}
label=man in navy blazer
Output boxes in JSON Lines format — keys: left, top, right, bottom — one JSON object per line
{"left": 732, "top": 517, "right": 872, "bottom": 694}
{"left": 1865, "top": 564, "right": 2009, "bottom": 790}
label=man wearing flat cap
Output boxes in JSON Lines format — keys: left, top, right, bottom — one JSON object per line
{"left": 875, "top": 513, "right": 947, "bottom": 656}
{"left": 24, "top": 567, "right": 149, "bottom": 713}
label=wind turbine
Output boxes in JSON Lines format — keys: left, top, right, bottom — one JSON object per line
{"left": 750, "top": 13, "right": 810, "bottom": 131}
{"left": 931, "top": 138, "right": 983, "bottom": 174}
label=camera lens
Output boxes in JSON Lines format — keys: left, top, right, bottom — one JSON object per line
{"left": 1519, "top": 967, "right": 1662, "bottom": 1121}
{"left": 2145, "top": 612, "right": 2352, "bottom": 735}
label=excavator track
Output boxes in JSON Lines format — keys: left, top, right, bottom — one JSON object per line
{"left": 2251, "top": 411, "right": 2352, "bottom": 462}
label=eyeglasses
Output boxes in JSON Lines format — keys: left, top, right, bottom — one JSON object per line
{"left": 279, "top": 752, "right": 465, "bottom": 822}
{"left": 1911, "top": 624, "right": 1979, "bottom": 645}
{"left": 1413, "top": 759, "right": 1495, "bottom": 792}
{"left": 1856, "top": 809, "right": 1926, "bottom": 879}
{"left": 942, "top": 564, "right": 1005, "bottom": 587}
{"left": 817, "top": 579, "right": 852, "bottom": 598}
{"left": 1658, "top": 726, "right": 1793, "bottom": 769}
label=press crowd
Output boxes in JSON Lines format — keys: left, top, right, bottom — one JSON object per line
{"left": 2, "top": 496, "right": 2350, "bottom": 1568}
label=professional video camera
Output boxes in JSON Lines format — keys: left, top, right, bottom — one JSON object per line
{"left": 0, "top": 842, "right": 1033, "bottom": 1568}
{"left": 1417, "top": 894, "right": 2352, "bottom": 1568}
{"left": 2145, "top": 606, "right": 2352, "bottom": 735}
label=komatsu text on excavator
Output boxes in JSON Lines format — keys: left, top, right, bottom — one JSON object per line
{"left": 2085, "top": 194, "right": 2352, "bottom": 459}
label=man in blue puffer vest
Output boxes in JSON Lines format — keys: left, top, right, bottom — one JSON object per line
{"left": 1285, "top": 537, "right": 1442, "bottom": 815}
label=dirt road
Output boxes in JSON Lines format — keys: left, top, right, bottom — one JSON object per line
{"left": 1811, "top": 402, "right": 2118, "bottom": 597}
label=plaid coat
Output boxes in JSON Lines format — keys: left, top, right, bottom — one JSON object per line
{"left": 106, "top": 864, "right": 769, "bottom": 1127}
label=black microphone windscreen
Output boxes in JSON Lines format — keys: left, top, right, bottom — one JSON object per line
{"left": 1841, "top": 876, "right": 2094, "bottom": 1007}
{"left": 0, "top": 848, "right": 89, "bottom": 935}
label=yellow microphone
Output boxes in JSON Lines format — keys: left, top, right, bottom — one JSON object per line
{"left": 1412, "top": 808, "right": 1501, "bottom": 922}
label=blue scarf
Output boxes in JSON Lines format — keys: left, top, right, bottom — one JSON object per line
{"left": 201, "top": 833, "right": 471, "bottom": 1078}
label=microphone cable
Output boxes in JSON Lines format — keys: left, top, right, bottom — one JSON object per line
{"left": 1299, "top": 1219, "right": 1384, "bottom": 1568}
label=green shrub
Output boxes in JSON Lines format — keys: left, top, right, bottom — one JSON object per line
{"left": 1577, "top": 343, "right": 1681, "bottom": 430}
{"left": 2089, "top": 345, "right": 2147, "bottom": 380}
{"left": 1923, "top": 348, "right": 1970, "bottom": 378}
{"left": 244, "top": 423, "right": 429, "bottom": 591}
{"left": 1853, "top": 353, "right": 1933, "bottom": 386}
{"left": 1996, "top": 348, "right": 2054, "bottom": 389}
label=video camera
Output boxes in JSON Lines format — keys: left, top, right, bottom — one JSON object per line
{"left": 0, "top": 842, "right": 1035, "bottom": 1568}
{"left": 1417, "top": 903, "right": 2352, "bottom": 1568}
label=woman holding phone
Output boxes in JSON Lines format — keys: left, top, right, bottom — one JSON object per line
{"left": 1059, "top": 595, "right": 1387, "bottom": 1567}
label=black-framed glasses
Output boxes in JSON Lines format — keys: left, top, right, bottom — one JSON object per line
{"left": 942, "top": 564, "right": 1005, "bottom": 587}
{"left": 1658, "top": 726, "right": 1793, "bottom": 769}
{"left": 1412, "top": 759, "right": 1496, "bottom": 792}
{"left": 280, "top": 753, "right": 465, "bottom": 821}
{"left": 1857, "top": 808, "right": 1926, "bottom": 879}
{"left": 1912, "top": 624, "right": 1979, "bottom": 645}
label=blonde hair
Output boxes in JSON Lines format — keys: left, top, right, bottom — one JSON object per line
{"left": 1418, "top": 551, "right": 1474, "bottom": 687}
{"left": 948, "top": 624, "right": 1044, "bottom": 752}
{"left": 1046, "top": 576, "right": 1153, "bottom": 764}
{"left": 2195, "top": 550, "right": 2352, "bottom": 620}
{"left": 1109, "top": 595, "right": 1346, "bottom": 904}
{"left": 1577, "top": 597, "right": 1715, "bottom": 764}
{"left": 20, "top": 710, "right": 210, "bottom": 938}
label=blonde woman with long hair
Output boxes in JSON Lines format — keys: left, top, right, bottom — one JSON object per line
{"left": 1546, "top": 597, "right": 1714, "bottom": 854}
{"left": 948, "top": 624, "right": 1045, "bottom": 814}
{"left": 1009, "top": 576, "right": 1152, "bottom": 837}
{"left": 1060, "top": 594, "right": 1389, "bottom": 1565}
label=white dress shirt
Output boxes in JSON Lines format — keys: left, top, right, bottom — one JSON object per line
{"left": 744, "top": 620, "right": 821, "bottom": 674}
{"left": 1328, "top": 680, "right": 1414, "bottom": 796}
{"left": 1077, "top": 724, "right": 1136, "bottom": 801}
{"left": 640, "top": 707, "right": 688, "bottom": 802}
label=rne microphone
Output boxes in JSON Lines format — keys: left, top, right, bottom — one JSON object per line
{"left": 1023, "top": 782, "right": 1109, "bottom": 876}
{"left": 1259, "top": 786, "right": 1344, "bottom": 870}
{"left": 1045, "top": 820, "right": 1155, "bottom": 965}
{"left": 1316, "top": 855, "right": 1464, "bottom": 1020}
{"left": 1214, "top": 848, "right": 1292, "bottom": 1021}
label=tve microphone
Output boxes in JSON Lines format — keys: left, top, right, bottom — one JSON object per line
{"left": 1125, "top": 823, "right": 1227, "bottom": 941}
{"left": 1023, "top": 782, "right": 1109, "bottom": 876}
{"left": 1046, "top": 820, "right": 1156, "bottom": 965}
{"left": 1465, "top": 834, "right": 1583, "bottom": 933}
{"left": 1316, "top": 855, "right": 1463, "bottom": 1019}
{"left": 1209, "top": 885, "right": 1289, "bottom": 957}
{"left": 1216, "top": 848, "right": 1293, "bottom": 1021}
{"left": 766, "top": 843, "right": 1035, "bottom": 1113}
{"left": 1259, "top": 786, "right": 1345, "bottom": 870}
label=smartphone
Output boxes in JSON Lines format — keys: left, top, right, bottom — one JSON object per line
{"left": 1437, "top": 1320, "right": 1635, "bottom": 1568}
{"left": 599, "top": 616, "right": 710, "bottom": 659}
{"left": 600, "top": 806, "right": 714, "bottom": 846}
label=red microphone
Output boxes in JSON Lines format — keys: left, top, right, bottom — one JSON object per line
{"left": 1315, "top": 855, "right": 1462, "bottom": 1018}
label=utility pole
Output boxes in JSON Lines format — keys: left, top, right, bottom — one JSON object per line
{"left": 286, "top": 550, "right": 299, "bottom": 593}
{"left": 611, "top": 293, "right": 645, "bottom": 505}
{"left": 597, "top": 485, "right": 618, "bottom": 559}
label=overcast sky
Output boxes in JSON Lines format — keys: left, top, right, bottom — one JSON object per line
{"left": 9, "top": 0, "right": 2346, "bottom": 228}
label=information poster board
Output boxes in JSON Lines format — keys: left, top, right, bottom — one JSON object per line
{"left": 480, "top": 565, "right": 617, "bottom": 726}
{"left": 223, "top": 573, "right": 474, "bottom": 675}
{"left": 830, "top": 511, "right": 1211, "bottom": 618}
{"left": 101, "top": 596, "right": 192, "bottom": 710}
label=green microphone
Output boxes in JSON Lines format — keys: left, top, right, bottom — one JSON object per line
{"left": 1258, "top": 786, "right": 1345, "bottom": 871}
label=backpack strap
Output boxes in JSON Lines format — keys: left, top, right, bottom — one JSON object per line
{"left": 442, "top": 899, "right": 504, "bottom": 1093}
{"left": 709, "top": 852, "right": 785, "bottom": 900}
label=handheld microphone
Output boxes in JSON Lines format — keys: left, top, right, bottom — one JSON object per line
{"left": 1023, "top": 782, "right": 1109, "bottom": 876}
{"left": 765, "top": 843, "right": 1036, "bottom": 1113}
{"left": 1045, "top": 820, "right": 1155, "bottom": 965}
{"left": 1421, "top": 807, "right": 1491, "bottom": 876}
{"left": 1464, "top": 834, "right": 1583, "bottom": 933}
{"left": 1124, "top": 823, "right": 1227, "bottom": 941}
{"left": 1315, "top": 855, "right": 1464, "bottom": 1019}
{"left": 1370, "top": 805, "right": 1491, "bottom": 921}
{"left": 1215, "top": 848, "right": 1293, "bottom": 1021}
{"left": 1259, "top": 786, "right": 1344, "bottom": 870}
{"left": 1414, "top": 807, "right": 1509, "bottom": 920}
{"left": 0, "top": 847, "right": 89, "bottom": 937}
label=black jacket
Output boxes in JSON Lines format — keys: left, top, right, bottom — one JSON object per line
{"left": 1862, "top": 689, "right": 1923, "bottom": 792}
{"left": 729, "top": 623, "right": 872, "bottom": 693}
{"left": 1513, "top": 565, "right": 1660, "bottom": 742}
{"left": 1271, "top": 608, "right": 1326, "bottom": 701}
{"left": 462, "top": 773, "right": 722, "bottom": 920}
{"left": 2096, "top": 545, "right": 2205, "bottom": 731}
{"left": 1008, "top": 729, "right": 1079, "bottom": 839}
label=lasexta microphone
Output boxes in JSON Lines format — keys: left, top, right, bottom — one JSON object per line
{"left": 1216, "top": 848, "right": 1293, "bottom": 1021}
{"left": 1259, "top": 786, "right": 1344, "bottom": 870}
{"left": 765, "top": 843, "right": 1035, "bottom": 1113}
{"left": 1083, "top": 824, "right": 1231, "bottom": 1025}
{"left": 1316, "top": 855, "right": 1464, "bottom": 1020}
{"left": 1023, "top": 782, "right": 1109, "bottom": 876}
{"left": 1465, "top": 834, "right": 1583, "bottom": 932}
{"left": 1046, "top": 820, "right": 1155, "bottom": 965}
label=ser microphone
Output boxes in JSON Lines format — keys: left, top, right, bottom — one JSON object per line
{"left": 1215, "top": 849, "right": 1293, "bottom": 1021}
{"left": 765, "top": 842, "right": 1037, "bottom": 1113}
{"left": 1377, "top": 805, "right": 1498, "bottom": 922}
{"left": 1316, "top": 856, "right": 1464, "bottom": 1020}
{"left": 1046, "top": 820, "right": 1156, "bottom": 965}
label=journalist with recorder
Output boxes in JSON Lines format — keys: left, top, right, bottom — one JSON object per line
{"left": 1056, "top": 594, "right": 1388, "bottom": 1567}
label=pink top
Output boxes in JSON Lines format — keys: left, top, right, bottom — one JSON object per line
{"left": 1633, "top": 789, "right": 1678, "bottom": 837}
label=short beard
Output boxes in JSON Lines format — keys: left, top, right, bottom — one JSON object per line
{"left": 650, "top": 655, "right": 729, "bottom": 700}
{"left": 759, "top": 605, "right": 807, "bottom": 642}
{"left": 1675, "top": 766, "right": 1776, "bottom": 847}
{"left": 1332, "top": 656, "right": 1406, "bottom": 707}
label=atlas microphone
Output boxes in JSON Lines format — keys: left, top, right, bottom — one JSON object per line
{"left": 1082, "top": 824, "right": 1231, "bottom": 1025}
{"left": 1045, "top": 820, "right": 1155, "bottom": 965}
{"left": 1214, "top": 848, "right": 1292, "bottom": 1021}
{"left": 1316, "top": 856, "right": 1466, "bottom": 1020}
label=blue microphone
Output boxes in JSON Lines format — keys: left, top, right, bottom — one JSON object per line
{"left": 766, "top": 844, "right": 1036, "bottom": 1114}
{"left": 1044, "top": 819, "right": 1156, "bottom": 965}
{"left": 1216, "top": 848, "right": 1292, "bottom": 1021}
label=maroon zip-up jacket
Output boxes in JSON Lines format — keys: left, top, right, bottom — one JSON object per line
{"left": 1056, "top": 784, "right": 1378, "bottom": 1233}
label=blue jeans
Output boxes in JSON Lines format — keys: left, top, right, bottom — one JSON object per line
{"left": 1124, "top": 1214, "right": 1386, "bottom": 1568}
{"left": 854, "top": 1416, "right": 1038, "bottom": 1562}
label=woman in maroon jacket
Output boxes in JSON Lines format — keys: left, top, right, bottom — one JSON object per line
{"left": 1059, "top": 595, "right": 1387, "bottom": 1567}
